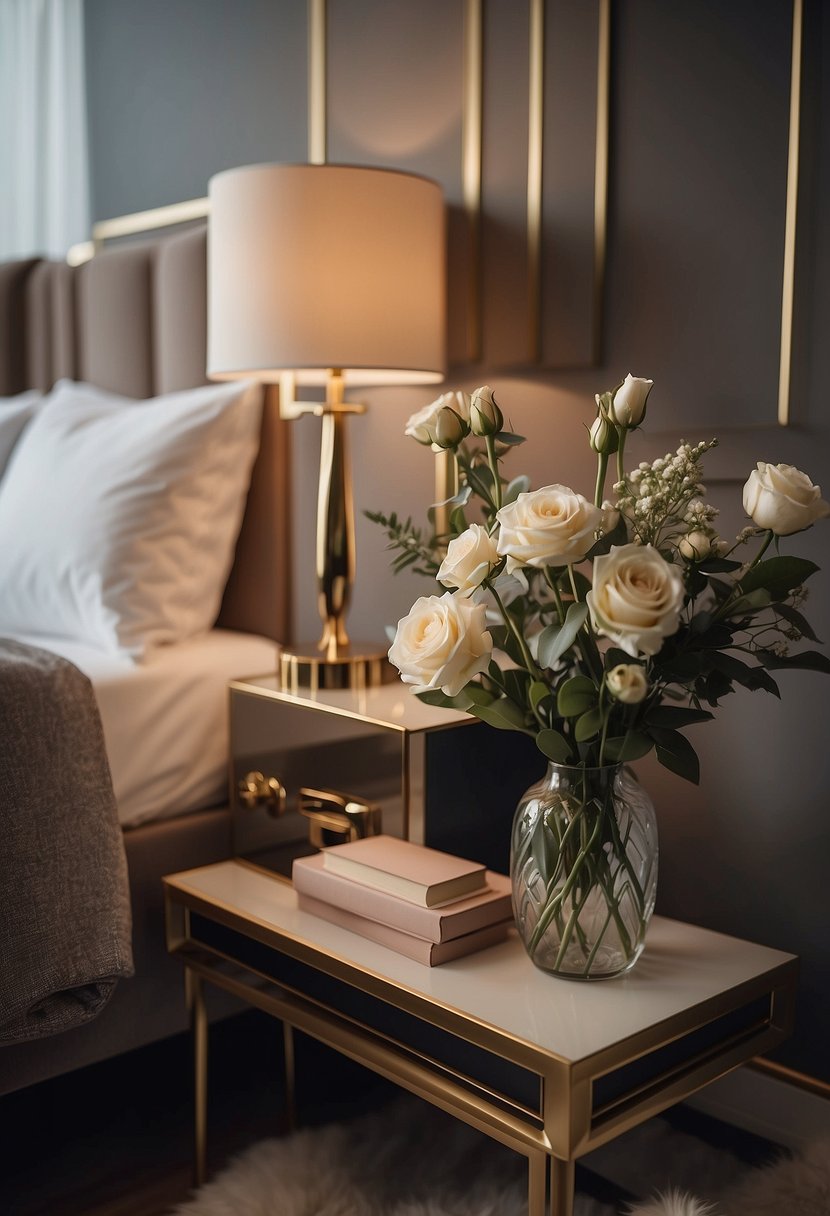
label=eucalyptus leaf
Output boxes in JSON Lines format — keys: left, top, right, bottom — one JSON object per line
{"left": 469, "top": 698, "right": 529, "bottom": 732}
{"left": 503, "top": 474, "right": 531, "bottom": 505}
{"left": 538, "top": 603, "right": 588, "bottom": 670}
{"left": 574, "top": 707, "right": 603, "bottom": 742}
{"left": 602, "top": 732, "right": 654, "bottom": 762}
{"left": 529, "top": 680, "right": 552, "bottom": 712}
{"left": 495, "top": 431, "right": 526, "bottom": 446}
{"left": 416, "top": 688, "right": 473, "bottom": 711}
{"left": 774, "top": 603, "right": 820, "bottom": 643}
{"left": 557, "top": 675, "right": 597, "bottom": 718}
{"left": 535, "top": 728, "right": 573, "bottom": 762}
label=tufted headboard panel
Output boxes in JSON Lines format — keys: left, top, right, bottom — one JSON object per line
{"left": 0, "top": 229, "right": 291, "bottom": 643}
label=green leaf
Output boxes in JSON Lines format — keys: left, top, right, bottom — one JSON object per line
{"left": 774, "top": 602, "right": 820, "bottom": 643}
{"left": 557, "top": 675, "right": 597, "bottom": 718}
{"left": 699, "top": 557, "right": 742, "bottom": 573}
{"left": 738, "top": 556, "right": 819, "bottom": 601}
{"left": 495, "top": 430, "right": 526, "bottom": 446}
{"left": 646, "top": 706, "right": 714, "bottom": 728}
{"left": 469, "top": 697, "right": 529, "bottom": 732}
{"left": 602, "top": 732, "right": 654, "bottom": 762}
{"left": 537, "top": 602, "right": 589, "bottom": 670}
{"left": 649, "top": 727, "right": 700, "bottom": 784}
{"left": 709, "top": 651, "right": 780, "bottom": 694}
{"left": 535, "top": 728, "right": 573, "bottom": 763}
{"left": 415, "top": 688, "right": 474, "bottom": 711}
{"left": 723, "top": 588, "right": 772, "bottom": 617}
{"left": 504, "top": 475, "right": 531, "bottom": 505}
{"left": 756, "top": 648, "right": 830, "bottom": 674}
{"left": 529, "top": 680, "right": 552, "bottom": 712}
{"left": 574, "top": 707, "right": 603, "bottom": 742}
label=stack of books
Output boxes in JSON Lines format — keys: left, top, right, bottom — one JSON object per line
{"left": 292, "top": 835, "right": 513, "bottom": 966}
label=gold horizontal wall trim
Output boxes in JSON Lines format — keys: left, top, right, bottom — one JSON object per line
{"left": 91, "top": 197, "right": 209, "bottom": 244}
{"left": 778, "top": 0, "right": 803, "bottom": 427}
{"left": 309, "top": 0, "right": 327, "bottom": 164}
{"left": 463, "top": 0, "right": 483, "bottom": 362}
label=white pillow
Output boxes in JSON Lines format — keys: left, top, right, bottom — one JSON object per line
{"left": 0, "top": 389, "right": 42, "bottom": 479}
{"left": 0, "top": 379, "right": 262, "bottom": 656}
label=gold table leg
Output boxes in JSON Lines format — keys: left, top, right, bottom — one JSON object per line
{"left": 550, "top": 1155, "right": 575, "bottom": 1216}
{"left": 187, "top": 968, "right": 208, "bottom": 1188}
{"left": 283, "top": 1021, "right": 297, "bottom": 1132}
{"left": 527, "top": 1148, "right": 549, "bottom": 1216}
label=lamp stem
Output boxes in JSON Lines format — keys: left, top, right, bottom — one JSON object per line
{"left": 316, "top": 369, "right": 354, "bottom": 658}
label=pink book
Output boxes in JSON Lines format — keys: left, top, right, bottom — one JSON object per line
{"left": 296, "top": 892, "right": 511, "bottom": 966}
{"left": 294, "top": 853, "right": 511, "bottom": 943}
{"left": 320, "top": 835, "right": 487, "bottom": 907}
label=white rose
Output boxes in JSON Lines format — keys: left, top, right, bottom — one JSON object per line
{"left": 437, "top": 524, "right": 499, "bottom": 594}
{"left": 404, "top": 391, "right": 470, "bottom": 445}
{"left": 742, "top": 463, "right": 830, "bottom": 536}
{"left": 469, "top": 385, "right": 503, "bottom": 437}
{"left": 678, "top": 530, "right": 712, "bottom": 561}
{"left": 606, "top": 663, "right": 649, "bottom": 704}
{"left": 388, "top": 591, "right": 492, "bottom": 697}
{"left": 609, "top": 374, "right": 654, "bottom": 428}
{"left": 495, "top": 485, "right": 604, "bottom": 572}
{"left": 587, "top": 543, "right": 685, "bottom": 657}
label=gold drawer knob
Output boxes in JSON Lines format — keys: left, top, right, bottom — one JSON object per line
{"left": 237, "top": 771, "right": 286, "bottom": 817}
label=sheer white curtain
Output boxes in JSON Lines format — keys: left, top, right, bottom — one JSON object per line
{"left": 0, "top": 0, "right": 90, "bottom": 259}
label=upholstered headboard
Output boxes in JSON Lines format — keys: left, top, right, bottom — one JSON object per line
{"left": 0, "top": 229, "right": 291, "bottom": 643}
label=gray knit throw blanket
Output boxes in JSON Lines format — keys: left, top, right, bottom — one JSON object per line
{"left": 0, "top": 639, "right": 133, "bottom": 1043}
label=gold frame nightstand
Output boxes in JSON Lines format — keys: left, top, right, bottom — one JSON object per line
{"left": 165, "top": 860, "right": 797, "bottom": 1215}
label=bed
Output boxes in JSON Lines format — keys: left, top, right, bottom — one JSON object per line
{"left": 0, "top": 227, "right": 291, "bottom": 1094}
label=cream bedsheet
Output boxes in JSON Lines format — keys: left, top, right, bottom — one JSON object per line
{"left": 7, "top": 629, "right": 277, "bottom": 826}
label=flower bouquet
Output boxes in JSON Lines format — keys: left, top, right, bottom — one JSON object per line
{"left": 370, "top": 379, "right": 830, "bottom": 977}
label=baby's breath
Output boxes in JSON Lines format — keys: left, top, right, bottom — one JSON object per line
{"left": 616, "top": 439, "right": 719, "bottom": 550}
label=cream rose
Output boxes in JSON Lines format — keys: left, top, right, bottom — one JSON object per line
{"left": 678, "top": 530, "right": 712, "bottom": 561}
{"left": 742, "top": 463, "right": 830, "bottom": 536}
{"left": 587, "top": 543, "right": 685, "bottom": 657}
{"left": 606, "top": 663, "right": 648, "bottom": 705}
{"left": 609, "top": 374, "right": 653, "bottom": 428}
{"left": 404, "top": 391, "right": 471, "bottom": 446}
{"left": 388, "top": 591, "right": 492, "bottom": 697}
{"left": 495, "top": 485, "right": 603, "bottom": 572}
{"left": 437, "top": 524, "right": 499, "bottom": 594}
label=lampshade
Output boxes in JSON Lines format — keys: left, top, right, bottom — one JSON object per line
{"left": 207, "top": 163, "right": 446, "bottom": 386}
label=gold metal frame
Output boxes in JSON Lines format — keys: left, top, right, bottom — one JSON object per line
{"left": 778, "top": 0, "right": 803, "bottom": 427}
{"left": 592, "top": 0, "right": 611, "bottom": 364}
{"left": 165, "top": 866, "right": 797, "bottom": 1210}
{"left": 527, "top": 0, "right": 544, "bottom": 364}
{"left": 463, "top": 0, "right": 483, "bottom": 363}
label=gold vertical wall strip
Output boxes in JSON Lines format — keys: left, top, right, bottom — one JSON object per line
{"left": 527, "top": 0, "right": 544, "bottom": 363}
{"left": 778, "top": 0, "right": 802, "bottom": 427}
{"left": 593, "top": 0, "right": 611, "bottom": 363}
{"left": 309, "top": 0, "right": 327, "bottom": 164}
{"left": 463, "top": 0, "right": 483, "bottom": 362}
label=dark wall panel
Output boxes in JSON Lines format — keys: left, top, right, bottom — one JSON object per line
{"left": 85, "top": 0, "right": 307, "bottom": 219}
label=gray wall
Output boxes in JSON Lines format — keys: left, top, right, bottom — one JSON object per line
{"left": 86, "top": 0, "right": 830, "bottom": 1080}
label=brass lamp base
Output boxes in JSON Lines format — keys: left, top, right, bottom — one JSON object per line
{"left": 279, "top": 642, "right": 395, "bottom": 695}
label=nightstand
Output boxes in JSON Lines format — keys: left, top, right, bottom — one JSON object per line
{"left": 164, "top": 860, "right": 797, "bottom": 1214}
{"left": 228, "top": 674, "right": 543, "bottom": 877}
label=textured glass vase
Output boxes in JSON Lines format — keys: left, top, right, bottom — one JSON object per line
{"left": 510, "top": 762, "right": 658, "bottom": 979}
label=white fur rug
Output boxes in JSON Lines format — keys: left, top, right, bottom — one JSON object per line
{"left": 170, "top": 1098, "right": 830, "bottom": 1216}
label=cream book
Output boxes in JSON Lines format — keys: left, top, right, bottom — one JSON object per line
{"left": 296, "top": 892, "right": 511, "bottom": 966}
{"left": 293, "top": 854, "right": 511, "bottom": 942}
{"left": 320, "top": 835, "right": 487, "bottom": 908}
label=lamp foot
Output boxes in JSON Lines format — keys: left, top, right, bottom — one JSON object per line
{"left": 279, "top": 643, "right": 394, "bottom": 694}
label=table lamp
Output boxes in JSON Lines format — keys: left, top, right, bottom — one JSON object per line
{"left": 207, "top": 163, "right": 446, "bottom": 691}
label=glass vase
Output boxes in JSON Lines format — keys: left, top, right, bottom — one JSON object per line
{"left": 510, "top": 762, "right": 658, "bottom": 979}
